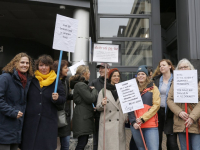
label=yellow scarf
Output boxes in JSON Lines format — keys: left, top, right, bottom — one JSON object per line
{"left": 35, "top": 70, "right": 57, "bottom": 88}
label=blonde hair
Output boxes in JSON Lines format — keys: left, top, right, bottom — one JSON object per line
{"left": 69, "top": 65, "right": 89, "bottom": 82}
{"left": 2, "top": 53, "right": 34, "bottom": 76}
{"left": 176, "top": 58, "right": 195, "bottom": 70}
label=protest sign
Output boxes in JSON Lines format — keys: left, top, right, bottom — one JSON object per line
{"left": 174, "top": 70, "right": 198, "bottom": 103}
{"left": 93, "top": 43, "right": 119, "bottom": 63}
{"left": 69, "top": 60, "right": 85, "bottom": 75}
{"left": 115, "top": 78, "right": 144, "bottom": 113}
{"left": 53, "top": 14, "right": 78, "bottom": 52}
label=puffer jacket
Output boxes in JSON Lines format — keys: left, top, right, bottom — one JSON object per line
{"left": 129, "top": 82, "right": 161, "bottom": 128}
{"left": 167, "top": 83, "right": 200, "bottom": 134}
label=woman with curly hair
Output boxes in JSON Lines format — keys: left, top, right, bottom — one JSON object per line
{"left": 152, "top": 59, "right": 179, "bottom": 150}
{"left": 21, "top": 55, "right": 66, "bottom": 150}
{"left": 0, "top": 53, "right": 33, "bottom": 150}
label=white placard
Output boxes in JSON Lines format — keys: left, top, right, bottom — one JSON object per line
{"left": 69, "top": 60, "right": 85, "bottom": 76}
{"left": 53, "top": 14, "right": 78, "bottom": 52}
{"left": 115, "top": 79, "right": 144, "bottom": 113}
{"left": 93, "top": 43, "right": 119, "bottom": 63}
{"left": 174, "top": 70, "right": 198, "bottom": 103}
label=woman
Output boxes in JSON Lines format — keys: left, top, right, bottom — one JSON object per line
{"left": 21, "top": 55, "right": 66, "bottom": 150}
{"left": 53, "top": 60, "right": 73, "bottom": 150}
{"left": 152, "top": 59, "right": 179, "bottom": 150}
{"left": 96, "top": 68, "right": 127, "bottom": 150}
{"left": 167, "top": 58, "right": 200, "bottom": 150}
{"left": 128, "top": 65, "right": 160, "bottom": 150}
{"left": 0, "top": 53, "right": 33, "bottom": 150}
{"left": 70, "top": 65, "right": 98, "bottom": 150}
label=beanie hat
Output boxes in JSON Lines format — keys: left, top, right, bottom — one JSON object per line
{"left": 137, "top": 65, "right": 148, "bottom": 76}
{"left": 108, "top": 68, "right": 119, "bottom": 80}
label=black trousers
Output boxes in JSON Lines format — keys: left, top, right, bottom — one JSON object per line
{"left": 93, "top": 117, "right": 99, "bottom": 150}
{"left": 129, "top": 136, "right": 138, "bottom": 150}
{"left": 75, "top": 135, "right": 89, "bottom": 150}
{"left": 158, "top": 108, "right": 179, "bottom": 150}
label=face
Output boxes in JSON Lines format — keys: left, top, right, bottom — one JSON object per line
{"left": 61, "top": 65, "right": 69, "bottom": 77}
{"left": 137, "top": 72, "right": 147, "bottom": 83}
{"left": 178, "top": 62, "right": 190, "bottom": 70}
{"left": 99, "top": 66, "right": 110, "bottom": 77}
{"left": 159, "top": 61, "right": 171, "bottom": 74}
{"left": 38, "top": 62, "right": 50, "bottom": 75}
{"left": 84, "top": 70, "right": 90, "bottom": 81}
{"left": 16, "top": 57, "right": 30, "bottom": 73}
{"left": 111, "top": 72, "right": 120, "bottom": 85}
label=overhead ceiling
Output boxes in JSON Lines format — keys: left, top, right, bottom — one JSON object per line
{"left": 0, "top": 1, "right": 81, "bottom": 47}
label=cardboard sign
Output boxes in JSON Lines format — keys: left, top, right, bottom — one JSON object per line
{"left": 93, "top": 43, "right": 119, "bottom": 63}
{"left": 53, "top": 14, "right": 78, "bottom": 52}
{"left": 174, "top": 70, "right": 198, "bottom": 103}
{"left": 115, "top": 79, "right": 144, "bottom": 113}
{"left": 69, "top": 60, "right": 85, "bottom": 76}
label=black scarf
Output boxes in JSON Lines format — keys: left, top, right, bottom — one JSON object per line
{"left": 70, "top": 76, "right": 89, "bottom": 89}
{"left": 106, "top": 80, "right": 118, "bottom": 101}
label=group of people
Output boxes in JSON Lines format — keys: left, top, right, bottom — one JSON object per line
{"left": 0, "top": 52, "right": 200, "bottom": 150}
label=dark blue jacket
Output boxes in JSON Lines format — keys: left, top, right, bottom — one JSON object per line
{"left": 0, "top": 70, "right": 32, "bottom": 144}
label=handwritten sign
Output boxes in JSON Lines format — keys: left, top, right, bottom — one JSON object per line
{"left": 93, "top": 43, "right": 119, "bottom": 63}
{"left": 115, "top": 79, "right": 144, "bottom": 113}
{"left": 69, "top": 60, "right": 85, "bottom": 76}
{"left": 53, "top": 14, "right": 78, "bottom": 52}
{"left": 174, "top": 70, "right": 198, "bottom": 103}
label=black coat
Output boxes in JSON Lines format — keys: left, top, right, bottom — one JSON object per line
{"left": 71, "top": 80, "right": 98, "bottom": 138}
{"left": 0, "top": 70, "right": 32, "bottom": 144}
{"left": 21, "top": 77, "right": 66, "bottom": 150}
{"left": 89, "top": 76, "right": 105, "bottom": 118}
{"left": 153, "top": 75, "right": 174, "bottom": 134}
{"left": 57, "top": 77, "right": 73, "bottom": 137}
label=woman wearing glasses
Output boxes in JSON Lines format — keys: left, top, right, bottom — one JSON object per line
{"left": 167, "top": 58, "right": 200, "bottom": 150}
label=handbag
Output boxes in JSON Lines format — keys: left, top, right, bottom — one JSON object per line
{"left": 57, "top": 103, "right": 68, "bottom": 128}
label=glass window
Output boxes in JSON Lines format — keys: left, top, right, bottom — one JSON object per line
{"left": 100, "top": 18, "right": 150, "bottom": 38}
{"left": 97, "top": 41, "right": 152, "bottom": 66}
{"left": 98, "top": 0, "right": 151, "bottom": 14}
{"left": 121, "top": 72, "right": 137, "bottom": 81}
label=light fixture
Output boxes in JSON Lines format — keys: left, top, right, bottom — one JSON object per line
{"left": 60, "top": 5, "right": 65, "bottom": 10}
{"left": 145, "top": 34, "right": 148, "bottom": 38}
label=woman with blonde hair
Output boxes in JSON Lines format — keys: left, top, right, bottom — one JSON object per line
{"left": 167, "top": 58, "right": 200, "bottom": 150}
{"left": 70, "top": 65, "right": 98, "bottom": 150}
{"left": 152, "top": 59, "right": 179, "bottom": 150}
{"left": 0, "top": 53, "right": 33, "bottom": 150}
{"left": 129, "top": 65, "right": 160, "bottom": 150}
{"left": 21, "top": 55, "right": 66, "bottom": 150}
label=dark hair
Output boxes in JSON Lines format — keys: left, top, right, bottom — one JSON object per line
{"left": 53, "top": 60, "right": 69, "bottom": 77}
{"left": 147, "top": 67, "right": 152, "bottom": 75}
{"left": 35, "top": 55, "right": 54, "bottom": 70}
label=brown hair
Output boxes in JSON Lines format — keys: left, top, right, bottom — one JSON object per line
{"left": 136, "top": 73, "right": 151, "bottom": 92}
{"left": 53, "top": 60, "right": 69, "bottom": 77}
{"left": 2, "top": 52, "right": 34, "bottom": 76}
{"left": 108, "top": 68, "right": 120, "bottom": 82}
{"left": 35, "top": 55, "right": 54, "bottom": 71}
{"left": 69, "top": 65, "right": 89, "bottom": 82}
{"left": 152, "top": 59, "right": 175, "bottom": 78}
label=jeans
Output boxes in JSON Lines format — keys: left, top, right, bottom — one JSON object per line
{"left": 130, "top": 125, "right": 159, "bottom": 150}
{"left": 60, "top": 135, "right": 70, "bottom": 150}
{"left": 178, "top": 132, "right": 200, "bottom": 150}
{"left": 75, "top": 135, "right": 89, "bottom": 150}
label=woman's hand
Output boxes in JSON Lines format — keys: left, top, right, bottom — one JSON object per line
{"left": 90, "top": 86, "right": 95, "bottom": 90}
{"left": 17, "top": 111, "right": 23, "bottom": 119}
{"left": 101, "top": 97, "right": 107, "bottom": 106}
{"left": 133, "top": 123, "right": 141, "bottom": 130}
{"left": 179, "top": 111, "right": 189, "bottom": 120}
{"left": 185, "top": 117, "right": 194, "bottom": 128}
{"left": 136, "top": 118, "right": 143, "bottom": 124}
{"left": 52, "top": 93, "right": 59, "bottom": 101}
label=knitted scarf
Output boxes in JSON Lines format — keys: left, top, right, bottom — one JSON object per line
{"left": 17, "top": 70, "right": 27, "bottom": 88}
{"left": 35, "top": 70, "right": 57, "bottom": 88}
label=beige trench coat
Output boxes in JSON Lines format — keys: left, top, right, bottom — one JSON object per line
{"left": 96, "top": 89, "right": 127, "bottom": 150}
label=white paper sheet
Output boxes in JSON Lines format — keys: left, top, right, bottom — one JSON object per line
{"left": 174, "top": 70, "right": 198, "bottom": 103}
{"left": 53, "top": 14, "right": 78, "bottom": 52}
{"left": 115, "top": 79, "right": 144, "bottom": 113}
{"left": 69, "top": 60, "right": 85, "bottom": 76}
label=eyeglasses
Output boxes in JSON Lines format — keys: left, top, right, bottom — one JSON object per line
{"left": 178, "top": 66, "right": 189, "bottom": 70}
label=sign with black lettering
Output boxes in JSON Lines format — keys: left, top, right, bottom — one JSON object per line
{"left": 53, "top": 14, "right": 78, "bottom": 52}
{"left": 174, "top": 70, "right": 198, "bottom": 103}
{"left": 115, "top": 79, "right": 144, "bottom": 113}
